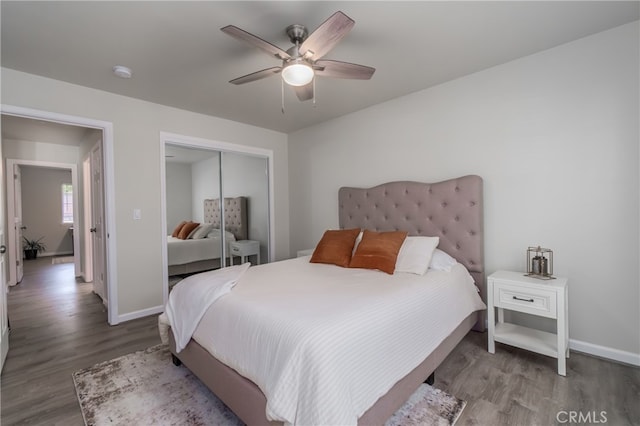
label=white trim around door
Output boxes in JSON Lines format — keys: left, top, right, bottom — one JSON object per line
{"left": 1, "top": 104, "right": 119, "bottom": 325}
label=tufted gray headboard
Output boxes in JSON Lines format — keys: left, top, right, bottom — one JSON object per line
{"left": 338, "top": 175, "right": 485, "bottom": 303}
{"left": 204, "top": 197, "right": 248, "bottom": 241}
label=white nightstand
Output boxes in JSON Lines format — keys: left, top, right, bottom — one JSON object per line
{"left": 487, "top": 270, "right": 569, "bottom": 376}
{"left": 229, "top": 240, "right": 260, "bottom": 265}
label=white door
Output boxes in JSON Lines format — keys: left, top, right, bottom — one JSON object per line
{"left": 13, "top": 164, "right": 24, "bottom": 284}
{"left": 90, "top": 143, "right": 106, "bottom": 303}
{"left": 82, "top": 157, "right": 93, "bottom": 283}
{"left": 1, "top": 135, "right": 10, "bottom": 371}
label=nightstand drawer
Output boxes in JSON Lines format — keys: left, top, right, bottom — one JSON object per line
{"left": 493, "top": 283, "right": 557, "bottom": 318}
{"left": 230, "top": 245, "right": 243, "bottom": 255}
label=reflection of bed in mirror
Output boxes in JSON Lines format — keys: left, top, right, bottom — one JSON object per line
{"left": 168, "top": 197, "right": 247, "bottom": 276}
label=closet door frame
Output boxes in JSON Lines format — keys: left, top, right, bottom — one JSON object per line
{"left": 159, "top": 132, "right": 274, "bottom": 305}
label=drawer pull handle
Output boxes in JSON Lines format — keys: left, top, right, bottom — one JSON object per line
{"left": 513, "top": 296, "right": 534, "bottom": 303}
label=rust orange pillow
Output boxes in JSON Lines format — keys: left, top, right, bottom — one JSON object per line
{"left": 171, "top": 220, "right": 188, "bottom": 238}
{"left": 349, "top": 230, "right": 408, "bottom": 274}
{"left": 177, "top": 222, "right": 200, "bottom": 240}
{"left": 310, "top": 228, "right": 361, "bottom": 268}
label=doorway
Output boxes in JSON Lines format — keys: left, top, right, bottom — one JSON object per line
{"left": 0, "top": 105, "right": 118, "bottom": 325}
{"left": 6, "top": 160, "right": 79, "bottom": 286}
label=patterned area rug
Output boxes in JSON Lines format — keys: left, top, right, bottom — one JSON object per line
{"left": 73, "top": 345, "right": 466, "bottom": 426}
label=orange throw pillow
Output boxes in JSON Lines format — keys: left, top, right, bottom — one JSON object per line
{"left": 349, "top": 230, "right": 408, "bottom": 274}
{"left": 171, "top": 220, "right": 188, "bottom": 238}
{"left": 177, "top": 222, "right": 200, "bottom": 240}
{"left": 310, "top": 229, "right": 361, "bottom": 268}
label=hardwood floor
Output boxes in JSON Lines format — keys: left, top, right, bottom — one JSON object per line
{"left": 1, "top": 257, "right": 638, "bottom": 425}
{"left": 1, "top": 256, "right": 160, "bottom": 425}
{"left": 437, "top": 331, "right": 640, "bottom": 426}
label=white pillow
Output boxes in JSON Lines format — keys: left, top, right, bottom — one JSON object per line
{"left": 190, "top": 223, "right": 214, "bottom": 239}
{"left": 206, "top": 229, "right": 236, "bottom": 241}
{"left": 429, "top": 248, "right": 458, "bottom": 272}
{"left": 394, "top": 236, "right": 439, "bottom": 275}
{"left": 351, "top": 230, "right": 364, "bottom": 256}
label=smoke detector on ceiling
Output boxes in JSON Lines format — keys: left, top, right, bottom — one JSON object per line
{"left": 112, "top": 65, "right": 133, "bottom": 79}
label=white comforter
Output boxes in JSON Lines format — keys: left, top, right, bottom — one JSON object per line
{"left": 164, "top": 263, "right": 250, "bottom": 352}
{"left": 190, "top": 256, "right": 486, "bottom": 426}
{"left": 166, "top": 230, "right": 235, "bottom": 266}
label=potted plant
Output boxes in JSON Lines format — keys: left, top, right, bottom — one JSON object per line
{"left": 23, "top": 236, "right": 46, "bottom": 260}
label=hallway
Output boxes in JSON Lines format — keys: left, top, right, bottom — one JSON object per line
{"left": 1, "top": 256, "right": 160, "bottom": 425}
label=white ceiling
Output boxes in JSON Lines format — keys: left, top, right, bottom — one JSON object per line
{"left": 1, "top": 1, "right": 638, "bottom": 134}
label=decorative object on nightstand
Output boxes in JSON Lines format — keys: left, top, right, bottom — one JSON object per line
{"left": 525, "top": 246, "right": 555, "bottom": 279}
{"left": 487, "top": 270, "right": 569, "bottom": 376}
{"left": 229, "top": 240, "right": 260, "bottom": 265}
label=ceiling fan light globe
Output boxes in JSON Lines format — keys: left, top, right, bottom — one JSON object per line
{"left": 282, "top": 63, "right": 314, "bottom": 86}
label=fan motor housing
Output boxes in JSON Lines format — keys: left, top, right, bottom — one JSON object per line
{"left": 286, "top": 24, "right": 308, "bottom": 44}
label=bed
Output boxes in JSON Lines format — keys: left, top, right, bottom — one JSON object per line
{"left": 165, "top": 175, "right": 486, "bottom": 425}
{"left": 168, "top": 197, "right": 247, "bottom": 276}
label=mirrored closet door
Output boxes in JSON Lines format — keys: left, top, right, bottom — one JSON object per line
{"left": 164, "top": 142, "right": 270, "bottom": 282}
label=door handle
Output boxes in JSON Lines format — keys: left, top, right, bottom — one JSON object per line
{"left": 0, "top": 245, "right": 6, "bottom": 254}
{"left": 90, "top": 227, "right": 97, "bottom": 233}
{"left": 20, "top": 226, "right": 27, "bottom": 230}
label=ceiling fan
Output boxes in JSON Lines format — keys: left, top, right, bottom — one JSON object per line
{"left": 221, "top": 11, "right": 375, "bottom": 102}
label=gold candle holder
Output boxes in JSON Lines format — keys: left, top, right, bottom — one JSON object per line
{"left": 525, "top": 246, "right": 555, "bottom": 280}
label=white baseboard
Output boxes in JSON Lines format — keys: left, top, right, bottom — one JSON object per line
{"left": 116, "top": 305, "right": 164, "bottom": 324}
{"left": 570, "top": 338, "right": 640, "bottom": 367}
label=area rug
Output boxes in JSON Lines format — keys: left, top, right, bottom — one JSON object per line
{"left": 52, "top": 255, "right": 74, "bottom": 264}
{"left": 73, "top": 345, "right": 466, "bottom": 426}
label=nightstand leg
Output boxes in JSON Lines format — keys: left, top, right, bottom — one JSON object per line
{"left": 557, "top": 289, "right": 567, "bottom": 376}
{"left": 487, "top": 283, "right": 495, "bottom": 354}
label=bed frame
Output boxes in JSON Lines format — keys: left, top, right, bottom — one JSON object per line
{"left": 168, "top": 197, "right": 248, "bottom": 276}
{"left": 169, "top": 175, "right": 485, "bottom": 425}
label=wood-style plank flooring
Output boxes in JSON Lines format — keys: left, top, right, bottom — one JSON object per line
{"left": 1, "top": 256, "right": 639, "bottom": 425}
{"left": 1, "top": 256, "right": 160, "bottom": 425}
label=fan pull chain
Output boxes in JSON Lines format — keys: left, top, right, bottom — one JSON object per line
{"left": 281, "top": 78, "right": 285, "bottom": 114}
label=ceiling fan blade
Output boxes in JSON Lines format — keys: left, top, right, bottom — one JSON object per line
{"left": 221, "top": 25, "right": 291, "bottom": 61}
{"left": 314, "top": 60, "right": 375, "bottom": 80}
{"left": 229, "top": 67, "right": 282, "bottom": 85}
{"left": 299, "top": 11, "right": 355, "bottom": 60}
{"left": 294, "top": 83, "right": 314, "bottom": 101}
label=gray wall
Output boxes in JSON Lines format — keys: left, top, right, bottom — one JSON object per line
{"left": 191, "top": 153, "right": 220, "bottom": 222}
{"left": 165, "top": 162, "right": 193, "bottom": 234}
{"left": 168, "top": 151, "right": 270, "bottom": 263}
{"left": 2, "top": 67, "right": 290, "bottom": 319}
{"left": 223, "top": 152, "right": 269, "bottom": 262}
{"left": 288, "top": 23, "right": 639, "bottom": 360}
{"left": 21, "top": 166, "right": 73, "bottom": 256}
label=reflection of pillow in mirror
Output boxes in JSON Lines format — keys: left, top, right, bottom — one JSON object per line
{"left": 207, "top": 229, "right": 237, "bottom": 241}
{"left": 171, "top": 220, "right": 188, "bottom": 238}
{"left": 190, "top": 223, "right": 215, "bottom": 239}
{"left": 177, "top": 222, "right": 199, "bottom": 240}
